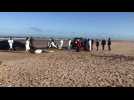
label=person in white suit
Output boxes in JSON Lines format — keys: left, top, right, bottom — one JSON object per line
{"left": 51, "top": 41, "right": 57, "bottom": 48}
{"left": 48, "top": 39, "right": 51, "bottom": 48}
{"left": 59, "top": 40, "right": 64, "bottom": 49}
{"left": 25, "top": 37, "right": 31, "bottom": 52}
{"left": 48, "top": 38, "right": 57, "bottom": 48}
{"left": 89, "top": 39, "right": 92, "bottom": 51}
{"left": 8, "top": 36, "right": 14, "bottom": 51}
{"left": 68, "top": 39, "right": 72, "bottom": 49}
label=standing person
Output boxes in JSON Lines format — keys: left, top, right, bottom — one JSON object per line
{"left": 8, "top": 36, "right": 14, "bottom": 51}
{"left": 96, "top": 39, "right": 99, "bottom": 51}
{"left": 25, "top": 37, "right": 31, "bottom": 52}
{"left": 30, "top": 37, "right": 34, "bottom": 52}
{"left": 59, "top": 40, "right": 64, "bottom": 49}
{"left": 48, "top": 38, "right": 53, "bottom": 48}
{"left": 68, "top": 39, "right": 72, "bottom": 50}
{"left": 107, "top": 37, "right": 111, "bottom": 51}
{"left": 86, "top": 38, "right": 89, "bottom": 51}
{"left": 101, "top": 39, "right": 106, "bottom": 50}
{"left": 75, "top": 39, "right": 81, "bottom": 52}
{"left": 48, "top": 39, "right": 51, "bottom": 48}
{"left": 88, "top": 39, "right": 92, "bottom": 51}
{"left": 91, "top": 39, "right": 94, "bottom": 50}
{"left": 75, "top": 39, "right": 79, "bottom": 52}
{"left": 84, "top": 38, "right": 88, "bottom": 51}
{"left": 86, "top": 38, "right": 90, "bottom": 51}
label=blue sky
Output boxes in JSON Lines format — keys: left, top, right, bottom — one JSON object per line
{"left": 0, "top": 12, "right": 134, "bottom": 40}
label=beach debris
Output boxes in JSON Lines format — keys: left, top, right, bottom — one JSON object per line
{"left": 49, "top": 50, "right": 55, "bottom": 53}
{"left": 34, "top": 49, "right": 43, "bottom": 54}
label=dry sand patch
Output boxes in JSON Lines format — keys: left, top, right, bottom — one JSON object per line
{"left": 0, "top": 41, "right": 134, "bottom": 86}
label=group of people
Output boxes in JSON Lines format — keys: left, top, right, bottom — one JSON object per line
{"left": 6, "top": 36, "right": 111, "bottom": 53}
{"left": 74, "top": 38, "right": 111, "bottom": 52}
{"left": 8, "top": 36, "right": 31, "bottom": 52}
{"left": 48, "top": 38, "right": 72, "bottom": 50}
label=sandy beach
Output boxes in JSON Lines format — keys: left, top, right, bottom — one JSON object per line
{"left": 0, "top": 40, "right": 134, "bottom": 87}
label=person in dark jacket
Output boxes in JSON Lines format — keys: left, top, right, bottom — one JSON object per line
{"left": 101, "top": 39, "right": 106, "bottom": 50}
{"left": 29, "top": 37, "right": 34, "bottom": 53}
{"left": 96, "top": 39, "right": 99, "bottom": 51}
{"left": 83, "top": 38, "right": 88, "bottom": 51}
{"left": 75, "top": 39, "right": 81, "bottom": 52}
{"left": 91, "top": 39, "right": 94, "bottom": 50}
{"left": 107, "top": 37, "right": 111, "bottom": 51}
